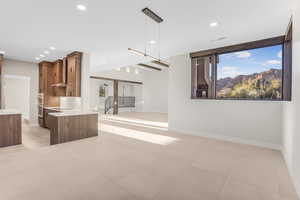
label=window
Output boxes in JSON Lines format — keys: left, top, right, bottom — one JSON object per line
{"left": 190, "top": 32, "right": 292, "bottom": 101}
{"left": 216, "top": 45, "right": 283, "bottom": 100}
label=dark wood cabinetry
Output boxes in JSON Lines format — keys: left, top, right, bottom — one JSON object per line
{"left": 39, "top": 61, "right": 59, "bottom": 107}
{"left": 53, "top": 59, "right": 64, "bottom": 84}
{"left": 43, "top": 108, "right": 59, "bottom": 129}
{"left": 52, "top": 59, "right": 67, "bottom": 96}
{"left": 38, "top": 51, "right": 82, "bottom": 127}
{"left": 66, "top": 52, "right": 82, "bottom": 97}
{"left": 49, "top": 113, "right": 98, "bottom": 145}
{"left": 38, "top": 52, "right": 82, "bottom": 97}
{"left": 0, "top": 54, "right": 3, "bottom": 108}
{"left": 0, "top": 114, "right": 22, "bottom": 147}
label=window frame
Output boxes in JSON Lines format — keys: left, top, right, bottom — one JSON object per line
{"left": 190, "top": 35, "right": 292, "bottom": 101}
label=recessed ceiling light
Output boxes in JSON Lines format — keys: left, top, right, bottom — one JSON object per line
{"left": 44, "top": 50, "right": 50, "bottom": 54}
{"left": 40, "top": 54, "right": 45, "bottom": 58}
{"left": 76, "top": 4, "right": 87, "bottom": 11}
{"left": 149, "top": 40, "right": 156, "bottom": 44}
{"left": 49, "top": 46, "right": 56, "bottom": 50}
{"left": 126, "top": 67, "right": 130, "bottom": 73}
{"left": 135, "top": 69, "right": 139, "bottom": 74}
{"left": 35, "top": 57, "right": 40, "bottom": 61}
{"left": 210, "top": 22, "right": 218, "bottom": 27}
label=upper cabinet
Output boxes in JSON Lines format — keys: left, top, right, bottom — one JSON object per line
{"left": 66, "top": 52, "right": 82, "bottom": 97}
{"left": 38, "top": 51, "right": 82, "bottom": 98}
{"left": 39, "top": 61, "right": 53, "bottom": 94}
{"left": 39, "top": 61, "right": 59, "bottom": 107}
{"left": 53, "top": 59, "right": 64, "bottom": 85}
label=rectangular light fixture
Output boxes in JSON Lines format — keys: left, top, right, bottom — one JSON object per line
{"left": 128, "top": 48, "right": 146, "bottom": 57}
{"left": 151, "top": 60, "right": 169, "bottom": 68}
{"left": 138, "top": 63, "right": 162, "bottom": 71}
{"left": 128, "top": 47, "right": 170, "bottom": 68}
{"left": 142, "top": 8, "right": 163, "bottom": 23}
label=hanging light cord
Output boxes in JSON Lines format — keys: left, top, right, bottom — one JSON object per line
{"left": 144, "top": 15, "right": 147, "bottom": 55}
{"left": 158, "top": 23, "right": 161, "bottom": 61}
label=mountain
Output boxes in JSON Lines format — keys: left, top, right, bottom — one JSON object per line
{"left": 217, "top": 68, "right": 282, "bottom": 99}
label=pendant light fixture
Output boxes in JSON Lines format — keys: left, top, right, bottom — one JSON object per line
{"left": 128, "top": 7, "right": 169, "bottom": 68}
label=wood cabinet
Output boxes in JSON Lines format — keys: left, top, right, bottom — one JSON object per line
{"left": 43, "top": 108, "right": 59, "bottom": 129}
{"left": 38, "top": 61, "right": 59, "bottom": 128}
{"left": 39, "top": 61, "right": 59, "bottom": 106}
{"left": 66, "top": 52, "right": 82, "bottom": 97}
{"left": 38, "top": 116, "right": 44, "bottom": 127}
{"left": 52, "top": 59, "right": 67, "bottom": 96}
{"left": 39, "top": 61, "right": 52, "bottom": 94}
{"left": 53, "top": 59, "right": 64, "bottom": 84}
{"left": 0, "top": 54, "right": 3, "bottom": 108}
{"left": 38, "top": 51, "right": 82, "bottom": 98}
{"left": 49, "top": 113, "right": 98, "bottom": 145}
{"left": 38, "top": 51, "right": 82, "bottom": 127}
{"left": 0, "top": 114, "right": 22, "bottom": 147}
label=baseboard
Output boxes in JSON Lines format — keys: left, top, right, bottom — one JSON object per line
{"left": 169, "top": 128, "right": 282, "bottom": 150}
{"left": 282, "top": 150, "right": 300, "bottom": 199}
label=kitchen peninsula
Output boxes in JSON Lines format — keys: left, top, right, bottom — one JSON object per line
{"left": 48, "top": 111, "right": 98, "bottom": 145}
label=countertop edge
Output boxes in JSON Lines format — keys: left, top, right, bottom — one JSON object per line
{"left": 48, "top": 112, "right": 98, "bottom": 117}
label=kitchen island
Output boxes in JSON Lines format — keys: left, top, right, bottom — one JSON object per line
{"left": 0, "top": 110, "right": 22, "bottom": 147}
{"left": 48, "top": 111, "right": 98, "bottom": 145}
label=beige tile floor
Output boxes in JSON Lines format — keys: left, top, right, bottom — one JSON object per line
{"left": 0, "top": 112, "right": 298, "bottom": 200}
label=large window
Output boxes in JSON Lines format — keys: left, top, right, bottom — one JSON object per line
{"left": 216, "top": 45, "right": 283, "bottom": 100}
{"left": 190, "top": 31, "right": 292, "bottom": 101}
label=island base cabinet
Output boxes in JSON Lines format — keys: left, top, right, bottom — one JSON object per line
{"left": 49, "top": 114, "right": 98, "bottom": 145}
{"left": 0, "top": 114, "right": 22, "bottom": 147}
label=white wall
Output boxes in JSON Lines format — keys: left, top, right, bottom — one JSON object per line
{"left": 81, "top": 52, "right": 91, "bottom": 110}
{"left": 142, "top": 68, "right": 169, "bottom": 113}
{"left": 2, "top": 59, "right": 38, "bottom": 124}
{"left": 282, "top": 0, "right": 300, "bottom": 197}
{"left": 3, "top": 75, "right": 30, "bottom": 120}
{"left": 169, "top": 54, "right": 283, "bottom": 148}
{"left": 90, "top": 66, "right": 169, "bottom": 113}
{"left": 93, "top": 67, "right": 143, "bottom": 82}
{"left": 118, "top": 82, "right": 143, "bottom": 113}
{"left": 89, "top": 78, "right": 143, "bottom": 113}
{"left": 89, "top": 79, "right": 113, "bottom": 111}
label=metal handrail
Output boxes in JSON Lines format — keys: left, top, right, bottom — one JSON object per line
{"left": 104, "top": 96, "right": 135, "bottom": 114}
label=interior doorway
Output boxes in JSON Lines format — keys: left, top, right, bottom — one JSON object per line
{"left": 89, "top": 76, "right": 143, "bottom": 115}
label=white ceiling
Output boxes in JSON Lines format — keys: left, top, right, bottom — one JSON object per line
{"left": 0, "top": 0, "right": 293, "bottom": 72}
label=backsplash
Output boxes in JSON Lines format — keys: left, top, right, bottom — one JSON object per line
{"left": 59, "top": 97, "right": 82, "bottom": 109}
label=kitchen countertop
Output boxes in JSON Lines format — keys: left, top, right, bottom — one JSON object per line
{"left": 0, "top": 109, "right": 22, "bottom": 115}
{"left": 43, "top": 107, "right": 78, "bottom": 112}
{"left": 48, "top": 110, "right": 98, "bottom": 117}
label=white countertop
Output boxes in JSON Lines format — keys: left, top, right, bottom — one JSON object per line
{"left": 48, "top": 110, "right": 98, "bottom": 117}
{"left": 43, "top": 107, "right": 76, "bottom": 111}
{"left": 0, "top": 109, "right": 22, "bottom": 115}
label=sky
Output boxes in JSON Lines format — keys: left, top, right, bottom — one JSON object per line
{"left": 217, "top": 44, "right": 282, "bottom": 79}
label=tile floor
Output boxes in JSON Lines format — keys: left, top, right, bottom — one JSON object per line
{"left": 0, "top": 112, "right": 298, "bottom": 200}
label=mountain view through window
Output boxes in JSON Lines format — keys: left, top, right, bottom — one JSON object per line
{"left": 216, "top": 45, "right": 283, "bottom": 100}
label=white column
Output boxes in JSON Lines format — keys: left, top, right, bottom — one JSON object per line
{"left": 81, "top": 52, "right": 91, "bottom": 111}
